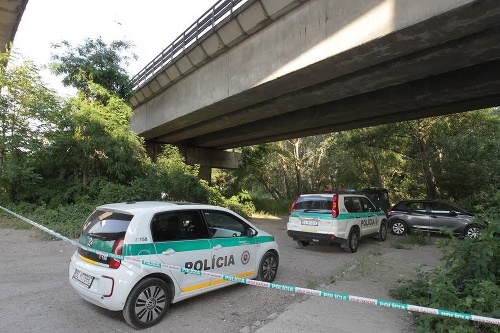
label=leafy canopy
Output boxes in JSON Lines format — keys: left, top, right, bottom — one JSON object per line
{"left": 50, "top": 37, "right": 137, "bottom": 99}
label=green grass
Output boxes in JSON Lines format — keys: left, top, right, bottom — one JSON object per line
{"left": 390, "top": 230, "right": 433, "bottom": 249}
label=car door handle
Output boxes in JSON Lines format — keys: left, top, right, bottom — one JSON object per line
{"left": 213, "top": 244, "right": 222, "bottom": 250}
{"left": 162, "top": 249, "right": 176, "bottom": 255}
{"left": 430, "top": 215, "right": 438, "bottom": 218}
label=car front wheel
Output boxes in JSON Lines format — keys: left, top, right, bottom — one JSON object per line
{"left": 258, "top": 251, "right": 279, "bottom": 282}
{"left": 123, "top": 277, "right": 171, "bottom": 329}
{"left": 391, "top": 220, "right": 408, "bottom": 236}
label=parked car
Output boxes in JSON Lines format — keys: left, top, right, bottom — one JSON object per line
{"left": 387, "top": 200, "right": 482, "bottom": 238}
{"left": 69, "top": 201, "right": 279, "bottom": 329}
{"left": 287, "top": 190, "right": 388, "bottom": 253}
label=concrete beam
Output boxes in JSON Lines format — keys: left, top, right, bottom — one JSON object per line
{"left": 145, "top": 141, "right": 240, "bottom": 169}
{"left": 181, "top": 146, "right": 241, "bottom": 169}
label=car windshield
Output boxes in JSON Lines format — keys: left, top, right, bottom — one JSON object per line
{"left": 82, "top": 210, "right": 132, "bottom": 240}
{"left": 294, "top": 197, "right": 332, "bottom": 213}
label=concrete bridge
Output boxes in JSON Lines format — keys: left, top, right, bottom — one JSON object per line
{"left": 130, "top": 0, "right": 500, "bottom": 176}
{"left": 0, "top": 0, "right": 28, "bottom": 52}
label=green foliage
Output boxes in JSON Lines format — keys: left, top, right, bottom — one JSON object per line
{"left": 251, "top": 193, "right": 291, "bottom": 216}
{"left": 223, "top": 191, "right": 256, "bottom": 219}
{"left": 37, "top": 82, "right": 148, "bottom": 191}
{"left": 0, "top": 50, "right": 61, "bottom": 201}
{"left": 50, "top": 37, "right": 136, "bottom": 99}
{"left": 390, "top": 214, "right": 500, "bottom": 333}
{"left": 6, "top": 201, "right": 95, "bottom": 238}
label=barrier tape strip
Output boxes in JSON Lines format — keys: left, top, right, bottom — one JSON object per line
{"left": 1, "top": 205, "right": 499, "bottom": 326}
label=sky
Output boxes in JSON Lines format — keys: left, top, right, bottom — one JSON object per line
{"left": 12, "top": 0, "right": 218, "bottom": 95}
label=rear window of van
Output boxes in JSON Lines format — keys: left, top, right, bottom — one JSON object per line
{"left": 294, "top": 196, "right": 333, "bottom": 212}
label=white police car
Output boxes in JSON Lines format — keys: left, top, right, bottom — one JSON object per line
{"left": 287, "top": 190, "right": 387, "bottom": 252}
{"left": 69, "top": 201, "right": 279, "bottom": 329}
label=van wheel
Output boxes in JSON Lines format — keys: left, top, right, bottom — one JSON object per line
{"left": 377, "top": 223, "right": 388, "bottom": 241}
{"left": 296, "top": 240, "right": 310, "bottom": 248}
{"left": 343, "top": 229, "right": 359, "bottom": 253}
{"left": 123, "top": 278, "right": 170, "bottom": 329}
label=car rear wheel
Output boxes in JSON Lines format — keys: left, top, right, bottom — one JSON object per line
{"left": 343, "top": 228, "right": 359, "bottom": 253}
{"left": 391, "top": 220, "right": 408, "bottom": 236}
{"left": 123, "top": 277, "right": 170, "bottom": 329}
{"left": 296, "top": 240, "right": 310, "bottom": 248}
{"left": 258, "top": 251, "right": 278, "bottom": 282}
{"left": 464, "top": 225, "right": 481, "bottom": 239}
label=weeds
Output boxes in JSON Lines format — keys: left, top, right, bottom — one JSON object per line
{"left": 390, "top": 230, "right": 432, "bottom": 249}
{"left": 306, "top": 279, "right": 319, "bottom": 289}
{"left": 389, "top": 214, "right": 500, "bottom": 333}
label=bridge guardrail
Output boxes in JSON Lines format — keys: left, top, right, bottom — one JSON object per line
{"left": 131, "top": 0, "right": 253, "bottom": 91}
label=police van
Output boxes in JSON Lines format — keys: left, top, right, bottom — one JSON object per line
{"left": 287, "top": 190, "right": 387, "bottom": 252}
{"left": 69, "top": 201, "right": 279, "bottom": 329}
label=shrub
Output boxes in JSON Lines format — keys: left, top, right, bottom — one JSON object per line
{"left": 390, "top": 213, "right": 500, "bottom": 333}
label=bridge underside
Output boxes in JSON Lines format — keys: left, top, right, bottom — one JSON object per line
{"left": 135, "top": 0, "right": 500, "bottom": 152}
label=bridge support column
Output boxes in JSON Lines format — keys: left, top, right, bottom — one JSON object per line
{"left": 145, "top": 141, "right": 241, "bottom": 183}
{"left": 198, "top": 166, "right": 212, "bottom": 183}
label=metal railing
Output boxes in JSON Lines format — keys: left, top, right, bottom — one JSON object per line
{"left": 131, "top": 0, "right": 254, "bottom": 91}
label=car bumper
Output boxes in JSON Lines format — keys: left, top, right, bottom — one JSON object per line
{"left": 287, "top": 230, "right": 346, "bottom": 244}
{"left": 68, "top": 252, "right": 135, "bottom": 311}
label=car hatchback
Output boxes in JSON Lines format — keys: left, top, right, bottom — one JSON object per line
{"left": 387, "top": 200, "right": 481, "bottom": 237}
{"left": 69, "top": 201, "right": 279, "bottom": 329}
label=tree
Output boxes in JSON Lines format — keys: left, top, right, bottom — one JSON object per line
{"left": 0, "top": 50, "right": 61, "bottom": 201}
{"left": 38, "top": 81, "right": 148, "bottom": 190}
{"left": 50, "top": 37, "right": 137, "bottom": 100}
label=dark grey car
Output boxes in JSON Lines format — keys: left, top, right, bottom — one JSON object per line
{"left": 387, "top": 200, "right": 482, "bottom": 238}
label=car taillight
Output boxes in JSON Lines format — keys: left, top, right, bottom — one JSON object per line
{"left": 109, "top": 237, "right": 124, "bottom": 269}
{"left": 332, "top": 195, "right": 339, "bottom": 218}
{"left": 290, "top": 196, "right": 300, "bottom": 214}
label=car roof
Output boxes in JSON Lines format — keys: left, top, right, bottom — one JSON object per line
{"left": 96, "top": 201, "right": 226, "bottom": 215}
{"left": 299, "top": 193, "right": 365, "bottom": 197}
{"left": 395, "top": 199, "right": 450, "bottom": 204}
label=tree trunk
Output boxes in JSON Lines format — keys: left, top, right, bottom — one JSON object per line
{"left": 416, "top": 121, "right": 439, "bottom": 199}
{"left": 368, "top": 147, "right": 384, "bottom": 188}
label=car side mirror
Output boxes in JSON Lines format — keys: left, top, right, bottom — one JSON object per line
{"left": 247, "top": 228, "right": 258, "bottom": 237}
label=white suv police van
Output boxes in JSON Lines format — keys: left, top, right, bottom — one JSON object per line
{"left": 69, "top": 201, "right": 279, "bottom": 329}
{"left": 287, "top": 190, "right": 387, "bottom": 253}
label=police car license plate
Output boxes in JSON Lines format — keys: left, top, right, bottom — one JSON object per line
{"left": 73, "top": 269, "right": 94, "bottom": 288}
{"left": 300, "top": 218, "right": 318, "bottom": 226}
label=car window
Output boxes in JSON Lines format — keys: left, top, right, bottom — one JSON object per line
{"left": 294, "top": 196, "right": 332, "bottom": 212}
{"left": 429, "top": 202, "right": 453, "bottom": 213}
{"left": 349, "top": 197, "right": 363, "bottom": 213}
{"left": 82, "top": 210, "right": 132, "bottom": 240}
{"left": 151, "top": 210, "right": 208, "bottom": 242}
{"left": 360, "top": 197, "right": 376, "bottom": 212}
{"left": 408, "top": 202, "right": 426, "bottom": 213}
{"left": 203, "top": 210, "right": 249, "bottom": 238}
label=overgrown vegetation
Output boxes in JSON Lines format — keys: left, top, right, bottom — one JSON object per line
{"left": 390, "top": 205, "right": 500, "bottom": 333}
{"left": 391, "top": 230, "right": 434, "bottom": 249}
